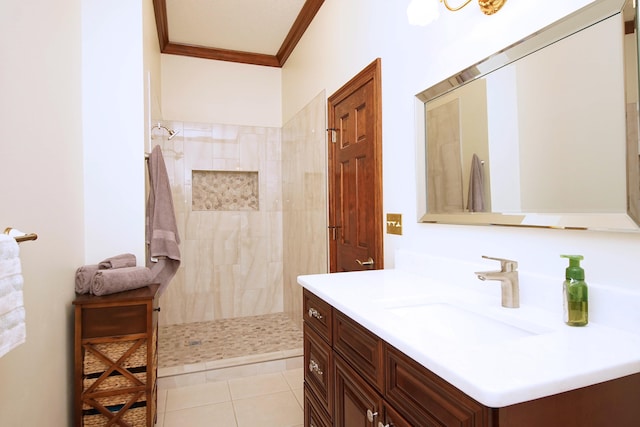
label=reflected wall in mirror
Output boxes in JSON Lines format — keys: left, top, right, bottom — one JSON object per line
{"left": 416, "top": 0, "right": 640, "bottom": 231}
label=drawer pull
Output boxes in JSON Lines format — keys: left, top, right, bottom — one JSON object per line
{"left": 308, "top": 307, "right": 323, "bottom": 320}
{"left": 308, "top": 359, "right": 324, "bottom": 376}
{"left": 367, "top": 409, "right": 378, "bottom": 422}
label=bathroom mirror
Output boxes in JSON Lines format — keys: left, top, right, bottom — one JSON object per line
{"left": 416, "top": 0, "right": 640, "bottom": 231}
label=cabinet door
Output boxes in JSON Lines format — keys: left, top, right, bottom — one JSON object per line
{"left": 385, "top": 345, "right": 490, "bottom": 427}
{"left": 304, "top": 323, "right": 333, "bottom": 416}
{"left": 379, "top": 400, "right": 413, "bottom": 427}
{"left": 305, "top": 384, "right": 332, "bottom": 427}
{"left": 334, "top": 355, "right": 382, "bottom": 427}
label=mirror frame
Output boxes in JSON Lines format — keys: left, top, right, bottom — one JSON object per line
{"left": 415, "top": 0, "right": 639, "bottom": 231}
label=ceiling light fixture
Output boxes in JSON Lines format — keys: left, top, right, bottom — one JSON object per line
{"left": 407, "top": 0, "right": 507, "bottom": 26}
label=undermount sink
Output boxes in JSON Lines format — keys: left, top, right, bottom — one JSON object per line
{"left": 385, "top": 299, "right": 550, "bottom": 346}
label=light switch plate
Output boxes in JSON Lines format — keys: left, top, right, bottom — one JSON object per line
{"left": 386, "top": 213, "right": 402, "bottom": 235}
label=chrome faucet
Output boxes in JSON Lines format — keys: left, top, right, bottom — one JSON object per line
{"left": 475, "top": 256, "right": 519, "bottom": 308}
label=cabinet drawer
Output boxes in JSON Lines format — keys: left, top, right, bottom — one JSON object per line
{"left": 303, "top": 289, "right": 332, "bottom": 343}
{"left": 333, "top": 309, "right": 384, "bottom": 392}
{"left": 304, "top": 323, "right": 333, "bottom": 417}
{"left": 81, "top": 303, "right": 147, "bottom": 339}
{"left": 385, "top": 345, "right": 490, "bottom": 427}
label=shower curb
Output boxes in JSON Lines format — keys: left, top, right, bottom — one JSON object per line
{"left": 157, "top": 348, "right": 303, "bottom": 389}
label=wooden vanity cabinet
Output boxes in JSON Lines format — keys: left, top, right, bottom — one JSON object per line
{"left": 303, "top": 289, "right": 334, "bottom": 425}
{"left": 333, "top": 309, "right": 385, "bottom": 393}
{"left": 386, "top": 345, "right": 491, "bottom": 426}
{"left": 303, "top": 288, "right": 640, "bottom": 426}
{"left": 303, "top": 289, "right": 332, "bottom": 342}
{"left": 334, "top": 355, "right": 381, "bottom": 427}
{"left": 380, "top": 400, "right": 413, "bottom": 427}
{"left": 304, "top": 384, "right": 332, "bottom": 427}
{"left": 73, "top": 285, "right": 160, "bottom": 427}
{"left": 304, "top": 323, "right": 333, "bottom": 417}
{"left": 304, "top": 289, "right": 488, "bottom": 427}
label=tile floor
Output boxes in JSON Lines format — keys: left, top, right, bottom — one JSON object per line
{"left": 155, "top": 369, "right": 304, "bottom": 427}
{"left": 155, "top": 313, "right": 304, "bottom": 426}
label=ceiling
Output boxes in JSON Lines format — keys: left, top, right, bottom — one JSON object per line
{"left": 152, "top": 0, "right": 324, "bottom": 68}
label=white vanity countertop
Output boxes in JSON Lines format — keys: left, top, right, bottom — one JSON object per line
{"left": 298, "top": 269, "right": 640, "bottom": 408}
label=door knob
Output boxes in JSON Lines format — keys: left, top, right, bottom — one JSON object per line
{"left": 356, "top": 257, "right": 375, "bottom": 267}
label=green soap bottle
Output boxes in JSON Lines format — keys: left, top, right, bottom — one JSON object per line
{"left": 560, "top": 255, "right": 588, "bottom": 326}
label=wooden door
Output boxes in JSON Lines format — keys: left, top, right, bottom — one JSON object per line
{"left": 328, "top": 58, "right": 383, "bottom": 272}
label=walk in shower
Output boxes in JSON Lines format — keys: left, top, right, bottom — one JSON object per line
{"left": 152, "top": 92, "right": 328, "bottom": 384}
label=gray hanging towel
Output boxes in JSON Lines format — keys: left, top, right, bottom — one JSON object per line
{"left": 146, "top": 144, "right": 181, "bottom": 295}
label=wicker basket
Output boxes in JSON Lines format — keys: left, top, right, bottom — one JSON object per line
{"left": 83, "top": 405, "right": 147, "bottom": 427}
{"left": 83, "top": 371, "right": 147, "bottom": 392}
{"left": 82, "top": 392, "right": 146, "bottom": 411}
{"left": 84, "top": 340, "right": 147, "bottom": 375}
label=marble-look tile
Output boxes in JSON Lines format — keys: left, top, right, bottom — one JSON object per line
{"left": 164, "top": 401, "right": 237, "bottom": 427}
{"left": 157, "top": 371, "right": 207, "bottom": 389}
{"left": 291, "top": 387, "right": 304, "bottom": 408}
{"left": 228, "top": 372, "right": 290, "bottom": 400}
{"left": 238, "top": 132, "right": 263, "bottom": 171}
{"left": 212, "top": 139, "right": 240, "bottom": 160}
{"left": 158, "top": 120, "right": 286, "bottom": 325}
{"left": 268, "top": 212, "right": 283, "bottom": 262}
{"left": 165, "top": 381, "right": 231, "bottom": 411}
{"left": 233, "top": 391, "right": 303, "bottom": 427}
{"left": 212, "top": 123, "right": 239, "bottom": 140}
{"left": 282, "top": 368, "right": 303, "bottom": 390}
{"left": 185, "top": 139, "right": 214, "bottom": 171}
{"left": 157, "top": 387, "right": 168, "bottom": 414}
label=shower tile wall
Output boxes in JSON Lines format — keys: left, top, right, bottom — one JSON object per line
{"left": 155, "top": 122, "right": 283, "bottom": 326}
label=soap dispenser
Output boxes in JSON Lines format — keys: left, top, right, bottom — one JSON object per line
{"left": 560, "top": 255, "right": 588, "bottom": 326}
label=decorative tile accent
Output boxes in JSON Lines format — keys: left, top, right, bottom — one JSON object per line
{"left": 158, "top": 313, "right": 302, "bottom": 369}
{"left": 192, "top": 170, "right": 259, "bottom": 211}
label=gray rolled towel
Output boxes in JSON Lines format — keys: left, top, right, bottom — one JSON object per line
{"left": 91, "top": 266, "right": 153, "bottom": 296}
{"left": 98, "top": 253, "right": 137, "bottom": 270}
{"left": 75, "top": 264, "right": 99, "bottom": 294}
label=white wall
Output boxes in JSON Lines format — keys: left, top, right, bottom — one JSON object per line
{"left": 282, "top": 0, "right": 640, "bottom": 291}
{"left": 0, "top": 0, "right": 83, "bottom": 425}
{"left": 161, "top": 55, "right": 282, "bottom": 127}
{"left": 144, "top": 0, "right": 163, "bottom": 150}
{"left": 0, "top": 0, "right": 160, "bottom": 424}
{"left": 83, "top": 0, "right": 146, "bottom": 263}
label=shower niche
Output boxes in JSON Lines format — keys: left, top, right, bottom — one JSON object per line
{"left": 192, "top": 170, "right": 259, "bottom": 211}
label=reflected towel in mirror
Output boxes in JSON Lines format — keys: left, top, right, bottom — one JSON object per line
{"left": 467, "top": 153, "right": 485, "bottom": 213}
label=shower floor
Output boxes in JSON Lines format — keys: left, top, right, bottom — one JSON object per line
{"left": 158, "top": 312, "right": 303, "bottom": 369}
